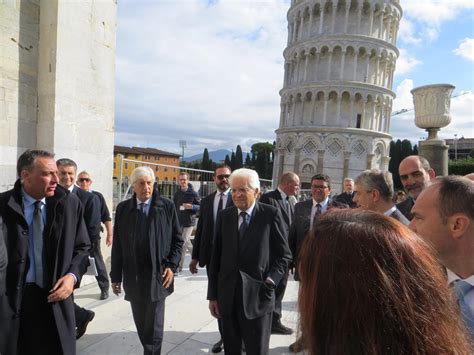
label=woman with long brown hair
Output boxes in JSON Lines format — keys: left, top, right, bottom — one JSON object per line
{"left": 298, "top": 209, "right": 472, "bottom": 354}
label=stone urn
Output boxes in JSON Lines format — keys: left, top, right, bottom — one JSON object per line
{"left": 411, "top": 84, "right": 455, "bottom": 140}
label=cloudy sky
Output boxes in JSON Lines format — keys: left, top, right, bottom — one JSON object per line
{"left": 115, "top": 0, "right": 474, "bottom": 157}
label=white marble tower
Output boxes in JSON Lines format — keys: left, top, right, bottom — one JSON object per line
{"left": 273, "top": 0, "right": 402, "bottom": 191}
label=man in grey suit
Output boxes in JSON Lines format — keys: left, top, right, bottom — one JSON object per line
{"left": 259, "top": 171, "right": 300, "bottom": 335}
{"left": 409, "top": 176, "right": 474, "bottom": 340}
{"left": 353, "top": 169, "right": 409, "bottom": 225}
{"left": 190, "top": 165, "right": 233, "bottom": 353}
{"left": 288, "top": 173, "right": 347, "bottom": 352}
{"left": 207, "top": 168, "right": 292, "bottom": 354}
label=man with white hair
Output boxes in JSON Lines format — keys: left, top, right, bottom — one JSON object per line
{"left": 207, "top": 168, "right": 292, "bottom": 354}
{"left": 111, "top": 166, "right": 183, "bottom": 354}
{"left": 353, "top": 169, "right": 409, "bottom": 224}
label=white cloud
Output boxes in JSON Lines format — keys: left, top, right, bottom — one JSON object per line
{"left": 395, "top": 49, "right": 422, "bottom": 76}
{"left": 115, "top": 0, "right": 289, "bottom": 155}
{"left": 399, "top": 0, "right": 474, "bottom": 44}
{"left": 453, "top": 38, "right": 474, "bottom": 62}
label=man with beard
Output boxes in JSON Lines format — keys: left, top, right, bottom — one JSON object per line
{"left": 397, "top": 155, "right": 435, "bottom": 220}
{"left": 190, "top": 165, "right": 233, "bottom": 353}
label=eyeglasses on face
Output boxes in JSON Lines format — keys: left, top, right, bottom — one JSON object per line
{"left": 231, "top": 187, "right": 253, "bottom": 195}
{"left": 78, "top": 178, "right": 91, "bottom": 182}
{"left": 216, "top": 174, "right": 230, "bottom": 180}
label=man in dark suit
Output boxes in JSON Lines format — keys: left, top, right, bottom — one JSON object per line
{"left": 208, "top": 168, "right": 292, "bottom": 355}
{"left": 111, "top": 166, "right": 183, "bottom": 354}
{"left": 397, "top": 155, "right": 435, "bottom": 220}
{"left": 353, "top": 169, "right": 409, "bottom": 225}
{"left": 190, "top": 165, "right": 233, "bottom": 353}
{"left": 334, "top": 177, "right": 357, "bottom": 208}
{"left": 259, "top": 171, "right": 300, "bottom": 335}
{"left": 56, "top": 158, "right": 102, "bottom": 339}
{"left": 288, "top": 173, "right": 347, "bottom": 352}
{"left": 0, "top": 150, "right": 90, "bottom": 355}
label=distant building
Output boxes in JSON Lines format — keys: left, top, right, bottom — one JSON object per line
{"left": 445, "top": 137, "right": 474, "bottom": 160}
{"left": 113, "top": 145, "right": 181, "bottom": 185}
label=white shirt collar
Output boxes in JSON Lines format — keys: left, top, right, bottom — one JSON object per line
{"left": 447, "top": 268, "right": 474, "bottom": 286}
{"left": 238, "top": 201, "right": 256, "bottom": 217}
{"left": 217, "top": 188, "right": 230, "bottom": 196}
{"left": 136, "top": 198, "right": 151, "bottom": 206}
{"left": 313, "top": 197, "right": 329, "bottom": 209}
{"left": 384, "top": 205, "right": 397, "bottom": 216}
{"left": 68, "top": 185, "right": 75, "bottom": 192}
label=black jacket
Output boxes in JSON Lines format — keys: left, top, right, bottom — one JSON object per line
{"left": 396, "top": 197, "right": 414, "bottom": 221}
{"left": 111, "top": 189, "right": 184, "bottom": 302}
{"left": 0, "top": 215, "right": 6, "bottom": 296}
{"left": 0, "top": 180, "right": 90, "bottom": 355}
{"left": 173, "top": 184, "right": 200, "bottom": 228}
{"left": 72, "top": 186, "right": 101, "bottom": 244}
{"left": 192, "top": 191, "right": 233, "bottom": 267}
{"left": 207, "top": 202, "right": 292, "bottom": 319}
{"left": 259, "top": 189, "right": 292, "bottom": 233}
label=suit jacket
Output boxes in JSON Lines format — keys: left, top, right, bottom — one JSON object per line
{"left": 396, "top": 197, "right": 414, "bottom": 221}
{"left": 207, "top": 202, "right": 292, "bottom": 319}
{"left": 259, "top": 189, "right": 293, "bottom": 233}
{"left": 192, "top": 191, "right": 233, "bottom": 267}
{"left": 0, "top": 180, "right": 90, "bottom": 355}
{"left": 388, "top": 207, "right": 410, "bottom": 225}
{"left": 111, "top": 188, "right": 184, "bottom": 302}
{"left": 72, "top": 186, "right": 101, "bottom": 244}
{"left": 0, "top": 215, "right": 6, "bottom": 296}
{"left": 334, "top": 192, "right": 357, "bottom": 208}
{"left": 289, "top": 198, "right": 347, "bottom": 280}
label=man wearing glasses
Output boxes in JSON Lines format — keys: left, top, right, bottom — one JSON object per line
{"left": 190, "top": 165, "right": 233, "bottom": 353}
{"left": 288, "top": 173, "right": 347, "bottom": 352}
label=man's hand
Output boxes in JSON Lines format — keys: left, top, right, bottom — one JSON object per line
{"left": 189, "top": 259, "right": 199, "bottom": 274}
{"left": 209, "top": 300, "right": 220, "bottom": 319}
{"left": 162, "top": 268, "right": 174, "bottom": 288}
{"left": 47, "top": 274, "right": 75, "bottom": 303}
{"left": 106, "top": 234, "right": 113, "bottom": 247}
{"left": 182, "top": 203, "right": 193, "bottom": 210}
{"left": 112, "top": 282, "right": 121, "bottom": 296}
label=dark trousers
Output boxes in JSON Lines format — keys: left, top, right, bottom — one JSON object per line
{"left": 206, "top": 266, "right": 224, "bottom": 341}
{"left": 91, "top": 238, "right": 110, "bottom": 291}
{"left": 222, "top": 286, "right": 272, "bottom": 355}
{"left": 272, "top": 270, "right": 288, "bottom": 324}
{"left": 18, "top": 284, "right": 63, "bottom": 355}
{"left": 130, "top": 298, "right": 165, "bottom": 355}
{"left": 75, "top": 302, "right": 90, "bottom": 326}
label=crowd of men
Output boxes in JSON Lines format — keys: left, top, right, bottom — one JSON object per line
{"left": 0, "top": 149, "right": 472, "bottom": 355}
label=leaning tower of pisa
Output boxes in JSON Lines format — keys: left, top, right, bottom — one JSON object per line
{"left": 273, "top": 0, "right": 402, "bottom": 191}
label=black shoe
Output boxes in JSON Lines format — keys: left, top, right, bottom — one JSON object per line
{"left": 271, "top": 321, "right": 293, "bottom": 335}
{"left": 211, "top": 339, "right": 223, "bottom": 353}
{"left": 289, "top": 338, "right": 304, "bottom": 353}
{"left": 76, "top": 310, "right": 95, "bottom": 339}
{"left": 100, "top": 289, "right": 109, "bottom": 300}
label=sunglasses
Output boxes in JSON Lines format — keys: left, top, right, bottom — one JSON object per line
{"left": 78, "top": 178, "right": 91, "bottom": 182}
{"left": 216, "top": 174, "right": 230, "bottom": 180}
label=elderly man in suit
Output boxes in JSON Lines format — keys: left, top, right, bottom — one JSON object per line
{"left": 409, "top": 176, "right": 474, "bottom": 340}
{"left": 190, "top": 165, "right": 233, "bottom": 353}
{"left": 334, "top": 177, "right": 357, "bottom": 208}
{"left": 208, "top": 168, "right": 292, "bottom": 355}
{"left": 56, "top": 158, "right": 104, "bottom": 339}
{"left": 353, "top": 169, "right": 409, "bottom": 225}
{"left": 259, "top": 171, "right": 300, "bottom": 335}
{"left": 397, "top": 155, "right": 435, "bottom": 220}
{"left": 0, "top": 150, "right": 90, "bottom": 355}
{"left": 111, "top": 166, "right": 183, "bottom": 354}
{"left": 288, "top": 173, "right": 347, "bottom": 352}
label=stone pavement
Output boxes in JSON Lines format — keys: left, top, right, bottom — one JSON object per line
{"left": 76, "top": 255, "right": 301, "bottom": 354}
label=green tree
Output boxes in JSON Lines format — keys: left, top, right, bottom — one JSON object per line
{"left": 230, "top": 152, "right": 236, "bottom": 170}
{"left": 235, "top": 145, "right": 243, "bottom": 169}
{"left": 244, "top": 153, "right": 252, "bottom": 168}
{"left": 224, "top": 154, "right": 231, "bottom": 167}
{"left": 201, "top": 148, "right": 212, "bottom": 171}
{"left": 251, "top": 142, "right": 274, "bottom": 179}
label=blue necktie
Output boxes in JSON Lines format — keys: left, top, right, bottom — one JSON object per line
{"left": 239, "top": 212, "right": 248, "bottom": 239}
{"left": 33, "top": 201, "right": 44, "bottom": 288}
{"left": 453, "top": 279, "right": 474, "bottom": 337}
